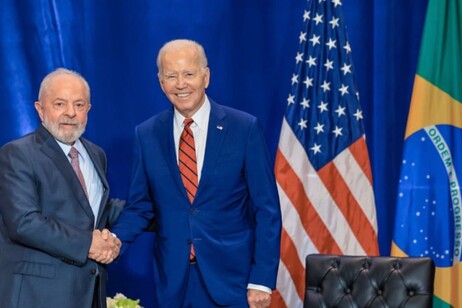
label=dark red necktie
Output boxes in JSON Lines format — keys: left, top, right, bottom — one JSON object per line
{"left": 178, "top": 118, "right": 198, "bottom": 260}
{"left": 68, "top": 147, "right": 88, "bottom": 198}
{"left": 179, "top": 118, "right": 198, "bottom": 203}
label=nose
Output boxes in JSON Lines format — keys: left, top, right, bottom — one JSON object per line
{"left": 64, "top": 103, "right": 77, "bottom": 117}
{"left": 176, "top": 75, "right": 186, "bottom": 88}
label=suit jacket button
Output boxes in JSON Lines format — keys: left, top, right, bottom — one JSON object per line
{"left": 91, "top": 269, "right": 97, "bottom": 275}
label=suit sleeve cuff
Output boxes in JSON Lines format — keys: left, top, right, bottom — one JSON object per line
{"left": 247, "top": 283, "right": 272, "bottom": 294}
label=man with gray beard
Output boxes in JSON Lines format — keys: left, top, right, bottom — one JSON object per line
{"left": 0, "top": 68, "right": 122, "bottom": 308}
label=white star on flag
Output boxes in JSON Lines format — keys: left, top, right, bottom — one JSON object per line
{"left": 273, "top": 0, "right": 378, "bottom": 306}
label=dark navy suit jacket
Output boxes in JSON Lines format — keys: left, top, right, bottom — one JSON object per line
{"left": 0, "top": 125, "right": 113, "bottom": 308}
{"left": 112, "top": 100, "right": 282, "bottom": 306}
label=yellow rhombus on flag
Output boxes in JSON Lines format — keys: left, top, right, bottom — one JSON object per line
{"left": 391, "top": 0, "right": 462, "bottom": 307}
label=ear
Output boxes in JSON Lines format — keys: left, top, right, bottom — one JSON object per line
{"left": 158, "top": 74, "right": 166, "bottom": 93}
{"left": 204, "top": 67, "right": 210, "bottom": 89}
{"left": 34, "top": 101, "right": 45, "bottom": 122}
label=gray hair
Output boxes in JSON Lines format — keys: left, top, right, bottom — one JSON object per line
{"left": 38, "top": 68, "right": 90, "bottom": 101}
{"left": 156, "top": 39, "right": 208, "bottom": 76}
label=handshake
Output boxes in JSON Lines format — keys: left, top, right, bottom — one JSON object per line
{"left": 88, "top": 229, "right": 122, "bottom": 264}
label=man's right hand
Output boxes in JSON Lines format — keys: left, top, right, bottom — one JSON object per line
{"left": 88, "top": 229, "right": 121, "bottom": 264}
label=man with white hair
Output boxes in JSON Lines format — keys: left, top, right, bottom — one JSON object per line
{"left": 0, "top": 68, "right": 121, "bottom": 308}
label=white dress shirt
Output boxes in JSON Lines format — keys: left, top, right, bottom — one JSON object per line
{"left": 57, "top": 139, "right": 103, "bottom": 226}
{"left": 173, "top": 96, "right": 210, "bottom": 182}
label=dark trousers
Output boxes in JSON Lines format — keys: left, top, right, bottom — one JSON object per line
{"left": 92, "top": 275, "right": 102, "bottom": 308}
{"left": 181, "top": 263, "right": 248, "bottom": 308}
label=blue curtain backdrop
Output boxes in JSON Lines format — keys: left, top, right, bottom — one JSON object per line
{"left": 0, "top": 0, "right": 428, "bottom": 306}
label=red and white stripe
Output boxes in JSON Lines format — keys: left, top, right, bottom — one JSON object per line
{"left": 271, "top": 118, "right": 379, "bottom": 308}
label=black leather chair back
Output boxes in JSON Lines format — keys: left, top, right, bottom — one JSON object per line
{"left": 304, "top": 254, "right": 435, "bottom": 308}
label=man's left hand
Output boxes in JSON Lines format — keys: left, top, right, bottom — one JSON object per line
{"left": 247, "top": 289, "right": 271, "bottom": 308}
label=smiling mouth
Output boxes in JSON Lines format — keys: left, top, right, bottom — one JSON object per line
{"left": 176, "top": 93, "right": 190, "bottom": 98}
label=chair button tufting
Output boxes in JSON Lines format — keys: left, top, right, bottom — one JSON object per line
{"left": 377, "top": 289, "right": 383, "bottom": 295}
{"left": 345, "top": 288, "right": 351, "bottom": 294}
{"left": 317, "top": 287, "right": 322, "bottom": 293}
{"left": 408, "top": 290, "right": 415, "bottom": 296}
{"left": 363, "top": 258, "right": 371, "bottom": 269}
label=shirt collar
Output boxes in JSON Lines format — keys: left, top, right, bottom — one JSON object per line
{"left": 56, "top": 138, "right": 86, "bottom": 162}
{"left": 174, "top": 95, "right": 211, "bottom": 130}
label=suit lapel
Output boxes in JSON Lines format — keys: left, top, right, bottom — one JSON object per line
{"left": 163, "top": 102, "right": 227, "bottom": 203}
{"left": 161, "top": 108, "right": 191, "bottom": 201}
{"left": 195, "top": 101, "right": 226, "bottom": 200}
{"left": 36, "top": 126, "right": 95, "bottom": 220}
{"left": 81, "top": 139, "right": 109, "bottom": 226}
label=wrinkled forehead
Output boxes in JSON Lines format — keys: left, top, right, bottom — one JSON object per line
{"left": 159, "top": 42, "right": 207, "bottom": 73}
{"left": 42, "top": 75, "right": 89, "bottom": 100}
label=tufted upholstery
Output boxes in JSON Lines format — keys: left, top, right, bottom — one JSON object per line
{"left": 304, "top": 254, "right": 435, "bottom": 308}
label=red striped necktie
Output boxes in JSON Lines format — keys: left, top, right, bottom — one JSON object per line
{"left": 179, "top": 118, "right": 198, "bottom": 203}
{"left": 178, "top": 118, "right": 198, "bottom": 261}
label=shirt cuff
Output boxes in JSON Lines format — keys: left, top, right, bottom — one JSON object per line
{"left": 247, "top": 283, "right": 272, "bottom": 294}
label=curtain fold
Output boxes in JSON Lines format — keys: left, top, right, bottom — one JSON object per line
{"left": 0, "top": 1, "right": 428, "bottom": 307}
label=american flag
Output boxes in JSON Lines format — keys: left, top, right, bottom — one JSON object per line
{"left": 272, "top": 0, "right": 379, "bottom": 306}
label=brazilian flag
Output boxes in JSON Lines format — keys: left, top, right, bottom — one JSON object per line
{"left": 391, "top": 0, "right": 462, "bottom": 307}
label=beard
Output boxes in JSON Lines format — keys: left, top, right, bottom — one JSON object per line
{"left": 42, "top": 115, "right": 86, "bottom": 145}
